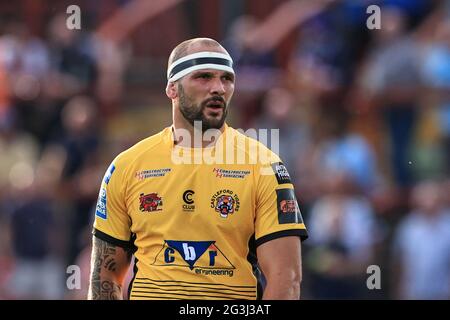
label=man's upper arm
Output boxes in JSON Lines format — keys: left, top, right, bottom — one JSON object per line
{"left": 255, "top": 160, "right": 308, "bottom": 246}
{"left": 88, "top": 236, "right": 132, "bottom": 300}
{"left": 254, "top": 159, "right": 307, "bottom": 298}
{"left": 256, "top": 236, "right": 302, "bottom": 299}
{"left": 93, "top": 158, "right": 133, "bottom": 245}
{"left": 89, "top": 157, "right": 134, "bottom": 299}
{"left": 257, "top": 236, "right": 302, "bottom": 276}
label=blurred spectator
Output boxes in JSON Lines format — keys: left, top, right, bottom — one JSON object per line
{"left": 383, "top": 0, "right": 433, "bottom": 25}
{"left": 47, "top": 14, "right": 97, "bottom": 95}
{"left": 305, "top": 170, "right": 382, "bottom": 299}
{"left": 254, "top": 87, "right": 311, "bottom": 183}
{"left": 7, "top": 194, "right": 62, "bottom": 299}
{"left": 310, "top": 109, "right": 381, "bottom": 195}
{"left": 57, "top": 95, "right": 99, "bottom": 178}
{"left": 0, "top": 210, "right": 14, "bottom": 299}
{"left": 391, "top": 180, "right": 450, "bottom": 300}
{"left": 421, "top": 18, "right": 450, "bottom": 175}
{"left": 52, "top": 95, "right": 101, "bottom": 264}
{"left": 359, "top": 7, "right": 423, "bottom": 187}
{"left": 223, "top": 15, "right": 280, "bottom": 127}
{"left": 224, "top": 15, "right": 278, "bottom": 88}
{"left": 291, "top": 14, "right": 350, "bottom": 93}
{"left": 0, "top": 20, "right": 54, "bottom": 143}
{"left": 0, "top": 21, "right": 50, "bottom": 79}
{"left": 0, "top": 109, "right": 39, "bottom": 198}
{"left": 6, "top": 145, "right": 67, "bottom": 299}
{"left": 64, "top": 159, "right": 105, "bottom": 265}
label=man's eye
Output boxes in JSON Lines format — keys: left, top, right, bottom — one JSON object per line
{"left": 198, "top": 74, "right": 211, "bottom": 79}
{"left": 222, "top": 75, "right": 234, "bottom": 82}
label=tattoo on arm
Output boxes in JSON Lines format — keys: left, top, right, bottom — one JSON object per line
{"left": 88, "top": 237, "right": 127, "bottom": 300}
{"left": 99, "top": 281, "right": 122, "bottom": 300}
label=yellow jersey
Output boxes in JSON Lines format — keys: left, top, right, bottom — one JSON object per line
{"left": 93, "top": 124, "right": 308, "bottom": 300}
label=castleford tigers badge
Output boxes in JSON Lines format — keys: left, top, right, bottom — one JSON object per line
{"left": 139, "top": 193, "right": 163, "bottom": 212}
{"left": 210, "top": 189, "right": 240, "bottom": 218}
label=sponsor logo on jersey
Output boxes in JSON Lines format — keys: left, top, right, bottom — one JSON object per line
{"left": 135, "top": 168, "right": 171, "bottom": 180}
{"left": 95, "top": 187, "right": 107, "bottom": 219}
{"left": 139, "top": 192, "right": 163, "bottom": 212}
{"left": 280, "top": 199, "right": 298, "bottom": 213}
{"left": 212, "top": 168, "right": 251, "bottom": 179}
{"left": 103, "top": 163, "right": 116, "bottom": 184}
{"left": 182, "top": 190, "right": 195, "bottom": 212}
{"left": 276, "top": 188, "right": 304, "bottom": 224}
{"left": 151, "top": 240, "right": 235, "bottom": 277}
{"left": 210, "top": 190, "right": 240, "bottom": 218}
{"left": 271, "top": 162, "right": 292, "bottom": 185}
{"left": 95, "top": 163, "right": 116, "bottom": 219}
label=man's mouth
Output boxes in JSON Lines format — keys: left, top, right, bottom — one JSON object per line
{"left": 205, "top": 100, "right": 224, "bottom": 109}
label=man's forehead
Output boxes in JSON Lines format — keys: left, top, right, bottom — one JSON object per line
{"left": 185, "top": 45, "right": 228, "bottom": 56}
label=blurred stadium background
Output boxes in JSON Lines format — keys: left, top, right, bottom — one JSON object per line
{"left": 0, "top": 0, "right": 449, "bottom": 300}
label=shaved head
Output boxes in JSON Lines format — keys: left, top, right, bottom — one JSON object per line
{"left": 167, "top": 38, "right": 229, "bottom": 70}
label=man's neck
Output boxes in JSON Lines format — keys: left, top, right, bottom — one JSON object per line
{"left": 172, "top": 122, "right": 225, "bottom": 148}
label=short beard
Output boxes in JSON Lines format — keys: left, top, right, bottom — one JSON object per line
{"left": 178, "top": 83, "right": 227, "bottom": 132}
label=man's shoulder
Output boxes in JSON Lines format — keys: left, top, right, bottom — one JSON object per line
{"left": 227, "top": 126, "right": 281, "bottom": 165}
{"left": 113, "top": 127, "right": 170, "bottom": 166}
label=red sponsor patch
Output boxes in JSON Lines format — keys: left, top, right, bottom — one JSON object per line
{"left": 139, "top": 193, "right": 163, "bottom": 212}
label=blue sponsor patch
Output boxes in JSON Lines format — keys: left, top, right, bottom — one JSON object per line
{"left": 95, "top": 187, "right": 107, "bottom": 219}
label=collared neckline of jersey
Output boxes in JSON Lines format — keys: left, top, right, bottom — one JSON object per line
{"left": 167, "top": 123, "right": 229, "bottom": 151}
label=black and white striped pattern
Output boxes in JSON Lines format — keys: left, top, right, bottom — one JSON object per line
{"left": 167, "top": 51, "right": 234, "bottom": 82}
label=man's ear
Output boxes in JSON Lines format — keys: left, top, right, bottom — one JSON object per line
{"left": 166, "top": 81, "right": 177, "bottom": 99}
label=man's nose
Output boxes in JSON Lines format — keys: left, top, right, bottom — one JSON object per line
{"left": 209, "top": 78, "right": 226, "bottom": 96}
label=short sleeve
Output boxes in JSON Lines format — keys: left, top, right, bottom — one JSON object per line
{"left": 255, "top": 160, "right": 308, "bottom": 248}
{"left": 93, "top": 158, "right": 133, "bottom": 248}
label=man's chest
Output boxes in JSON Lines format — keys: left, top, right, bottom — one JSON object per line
{"left": 125, "top": 164, "right": 256, "bottom": 235}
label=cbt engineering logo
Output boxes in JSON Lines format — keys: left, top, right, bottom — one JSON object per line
{"left": 151, "top": 240, "right": 235, "bottom": 277}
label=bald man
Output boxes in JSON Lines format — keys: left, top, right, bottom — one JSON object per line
{"left": 88, "top": 38, "right": 308, "bottom": 300}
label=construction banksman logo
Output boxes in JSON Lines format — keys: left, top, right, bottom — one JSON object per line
{"left": 135, "top": 168, "right": 171, "bottom": 180}
{"left": 213, "top": 168, "right": 251, "bottom": 179}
